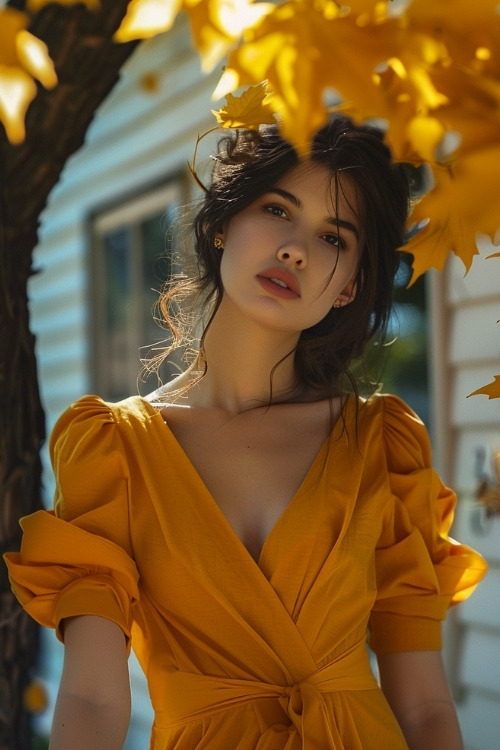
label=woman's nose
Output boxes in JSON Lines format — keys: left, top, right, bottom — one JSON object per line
{"left": 276, "top": 240, "right": 308, "bottom": 267}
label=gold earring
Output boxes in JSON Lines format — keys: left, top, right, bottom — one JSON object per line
{"left": 214, "top": 237, "right": 223, "bottom": 250}
{"left": 334, "top": 299, "right": 342, "bottom": 309}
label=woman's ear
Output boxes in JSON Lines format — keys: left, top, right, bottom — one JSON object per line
{"left": 337, "top": 280, "right": 357, "bottom": 307}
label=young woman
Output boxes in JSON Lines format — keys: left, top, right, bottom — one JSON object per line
{"left": 5, "top": 115, "right": 487, "bottom": 750}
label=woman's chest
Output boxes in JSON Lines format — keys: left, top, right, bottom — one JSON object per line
{"left": 159, "top": 403, "right": 335, "bottom": 562}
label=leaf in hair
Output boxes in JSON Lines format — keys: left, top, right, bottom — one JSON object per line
{"left": 211, "top": 81, "right": 276, "bottom": 130}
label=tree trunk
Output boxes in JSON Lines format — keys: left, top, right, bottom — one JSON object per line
{"left": 0, "top": 3, "right": 138, "bottom": 746}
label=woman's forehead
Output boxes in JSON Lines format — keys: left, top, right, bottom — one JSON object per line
{"left": 274, "top": 160, "right": 362, "bottom": 218}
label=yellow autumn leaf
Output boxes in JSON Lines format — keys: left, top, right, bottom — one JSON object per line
{"left": 0, "top": 66, "right": 37, "bottom": 144}
{"left": 405, "top": 115, "right": 446, "bottom": 164}
{"left": 185, "top": 0, "right": 273, "bottom": 73}
{"left": 216, "top": 2, "right": 349, "bottom": 148}
{"left": 406, "top": 143, "right": 500, "bottom": 281}
{"left": 0, "top": 7, "right": 57, "bottom": 144}
{"left": 212, "top": 80, "right": 276, "bottom": 129}
{"left": 217, "top": 2, "right": 454, "bottom": 154}
{"left": 407, "top": 0, "right": 500, "bottom": 74}
{"left": 27, "top": 0, "right": 100, "bottom": 10}
{"left": 114, "top": 0, "right": 181, "bottom": 43}
{"left": 16, "top": 30, "right": 58, "bottom": 89}
{"left": 423, "top": 66, "right": 500, "bottom": 159}
{"left": 24, "top": 679, "right": 48, "bottom": 714}
{"left": 469, "top": 375, "right": 500, "bottom": 400}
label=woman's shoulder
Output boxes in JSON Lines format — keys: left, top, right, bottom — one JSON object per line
{"left": 49, "top": 393, "right": 162, "bottom": 457}
{"left": 57, "top": 393, "right": 160, "bottom": 421}
{"left": 356, "top": 391, "right": 424, "bottom": 429}
{"left": 356, "top": 392, "right": 432, "bottom": 471}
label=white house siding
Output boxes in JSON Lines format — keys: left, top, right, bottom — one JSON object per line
{"left": 28, "top": 16, "right": 219, "bottom": 746}
{"left": 434, "top": 238, "right": 500, "bottom": 750}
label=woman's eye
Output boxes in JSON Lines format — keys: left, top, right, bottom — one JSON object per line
{"left": 264, "top": 204, "right": 287, "bottom": 218}
{"left": 322, "top": 234, "right": 345, "bottom": 249}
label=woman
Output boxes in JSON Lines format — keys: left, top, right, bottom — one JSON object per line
{"left": 5, "top": 115, "right": 487, "bottom": 750}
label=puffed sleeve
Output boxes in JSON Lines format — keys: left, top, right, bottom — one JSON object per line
{"left": 368, "top": 395, "right": 487, "bottom": 654}
{"left": 4, "top": 395, "right": 140, "bottom": 648}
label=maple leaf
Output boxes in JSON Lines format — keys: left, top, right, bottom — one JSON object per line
{"left": 469, "top": 375, "right": 500, "bottom": 400}
{"left": 114, "top": 0, "right": 182, "bottom": 42}
{"left": 185, "top": 0, "right": 273, "bottom": 73}
{"left": 405, "top": 143, "right": 500, "bottom": 281}
{"left": 0, "top": 7, "right": 57, "bottom": 144}
{"left": 215, "top": 2, "right": 347, "bottom": 148}
{"left": 215, "top": 2, "right": 452, "bottom": 153}
{"left": 115, "top": 0, "right": 272, "bottom": 69}
{"left": 212, "top": 80, "right": 276, "bottom": 129}
{"left": 422, "top": 66, "right": 500, "bottom": 159}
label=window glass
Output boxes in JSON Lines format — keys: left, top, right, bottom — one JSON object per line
{"left": 103, "top": 226, "right": 134, "bottom": 402}
{"left": 92, "top": 182, "right": 183, "bottom": 401}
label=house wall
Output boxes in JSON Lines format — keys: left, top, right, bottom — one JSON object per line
{"left": 28, "top": 17, "right": 218, "bottom": 746}
{"left": 432, "top": 241, "right": 500, "bottom": 750}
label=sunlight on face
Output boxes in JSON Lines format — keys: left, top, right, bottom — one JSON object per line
{"left": 219, "top": 160, "right": 363, "bottom": 336}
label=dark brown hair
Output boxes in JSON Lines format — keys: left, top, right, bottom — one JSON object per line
{"left": 154, "top": 114, "right": 410, "bottom": 399}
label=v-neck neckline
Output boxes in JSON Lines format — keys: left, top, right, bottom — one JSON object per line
{"left": 138, "top": 395, "right": 353, "bottom": 569}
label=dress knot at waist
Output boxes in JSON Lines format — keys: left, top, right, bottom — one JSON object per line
{"left": 155, "top": 639, "right": 378, "bottom": 744}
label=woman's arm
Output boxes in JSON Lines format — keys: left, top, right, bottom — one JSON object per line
{"left": 377, "top": 650, "right": 464, "bottom": 750}
{"left": 49, "top": 615, "right": 131, "bottom": 750}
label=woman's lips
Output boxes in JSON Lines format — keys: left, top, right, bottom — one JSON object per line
{"left": 257, "top": 269, "right": 300, "bottom": 299}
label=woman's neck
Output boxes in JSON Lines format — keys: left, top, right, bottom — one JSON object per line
{"left": 180, "top": 300, "right": 302, "bottom": 414}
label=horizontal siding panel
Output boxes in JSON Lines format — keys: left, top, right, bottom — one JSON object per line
{"left": 41, "top": 377, "right": 90, "bottom": 408}
{"left": 37, "top": 344, "right": 88, "bottom": 379}
{"left": 90, "top": 22, "right": 199, "bottom": 133}
{"left": 29, "top": 253, "right": 86, "bottom": 305}
{"left": 447, "top": 237, "right": 500, "bottom": 306}
{"left": 460, "top": 629, "right": 500, "bottom": 695}
{"left": 33, "top": 323, "right": 88, "bottom": 357}
{"left": 38, "top": 354, "right": 88, "bottom": 386}
{"left": 457, "top": 692, "right": 500, "bottom": 750}
{"left": 458, "top": 566, "right": 500, "bottom": 630}
{"left": 451, "top": 367, "right": 500, "bottom": 427}
{"left": 454, "top": 428, "right": 500, "bottom": 492}
{"left": 46, "top": 57, "right": 220, "bottom": 215}
{"left": 36, "top": 111, "right": 214, "bottom": 240}
{"left": 89, "top": 52, "right": 205, "bottom": 145}
{"left": 454, "top": 501, "right": 500, "bottom": 565}
{"left": 35, "top": 208, "right": 84, "bottom": 255}
{"left": 44, "top": 98, "right": 217, "bottom": 215}
{"left": 31, "top": 290, "right": 88, "bottom": 331}
{"left": 449, "top": 301, "right": 500, "bottom": 365}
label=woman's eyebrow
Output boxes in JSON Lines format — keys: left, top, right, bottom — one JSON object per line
{"left": 269, "top": 187, "right": 360, "bottom": 239}
{"left": 325, "top": 216, "right": 359, "bottom": 239}
{"left": 269, "top": 187, "right": 301, "bottom": 209}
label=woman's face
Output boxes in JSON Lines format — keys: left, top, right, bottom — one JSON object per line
{"left": 217, "top": 160, "right": 362, "bottom": 336}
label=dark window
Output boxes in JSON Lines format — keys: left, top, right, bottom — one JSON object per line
{"left": 375, "top": 252, "right": 429, "bottom": 425}
{"left": 92, "top": 183, "right": 182, "bottom": 401}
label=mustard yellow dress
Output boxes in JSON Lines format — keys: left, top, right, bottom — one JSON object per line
{"left": 5, "top": 393, "right": 487, "bottom": 749}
